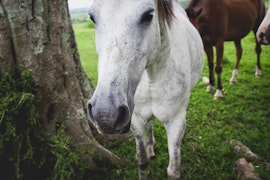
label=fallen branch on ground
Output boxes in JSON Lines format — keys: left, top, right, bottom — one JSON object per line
{"left": 236, "top": 158, "right": 261, "bottom": 180}
{"left": 230, "top": 140, "right": 270, "bottom": 180}
{"left": 230, "top": 140, "right": 259, "bottom": 161}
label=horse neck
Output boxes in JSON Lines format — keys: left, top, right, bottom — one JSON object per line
{"left": 159, "top": 21, "right": 171, "bottom": 63}
{"left": 145, "top": 19, "right": 171, "bottom": 79}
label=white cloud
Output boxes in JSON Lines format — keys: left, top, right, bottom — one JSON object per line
{"left": 68, "top": 0, "right": 91, "bottom": 9}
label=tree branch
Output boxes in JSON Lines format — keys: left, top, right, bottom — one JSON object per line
{"left": 236, "top": 158, "right": 261, "bottom": 180}
{"left": 230, "top": 140, "right": 259, "bottom": 161}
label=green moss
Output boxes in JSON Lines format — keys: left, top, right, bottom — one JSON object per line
{"left": 0, "top": 69, "right": 91, "bottom": 179}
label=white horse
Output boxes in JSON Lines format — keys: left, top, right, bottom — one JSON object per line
{"left": 257, "top": 4, "right": 270, "bottom": 45}
{"left": 87, "top": 0, "right": 203, "bottom": 179}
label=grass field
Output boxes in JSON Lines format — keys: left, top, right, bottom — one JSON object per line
{"left": 73, "top": 16, "right": 270, "bottom": 179}
{"left": 70, "top": 12, "right": 89, "bottom": 24}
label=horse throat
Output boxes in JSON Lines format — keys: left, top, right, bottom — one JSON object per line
{"left": 146, "top": 21, "right": 170, "bottom": 69}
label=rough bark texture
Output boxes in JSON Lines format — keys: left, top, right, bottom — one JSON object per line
{"left": 0, "top": 0, "right": 120, "bottom": 167}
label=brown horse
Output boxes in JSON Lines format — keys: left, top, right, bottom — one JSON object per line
{"left": 186, "top": 0, "right": 265, "bottom": 99}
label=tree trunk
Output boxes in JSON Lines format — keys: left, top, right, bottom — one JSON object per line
{"left": 0, "top": 0, "right": 120, "bottom": 169}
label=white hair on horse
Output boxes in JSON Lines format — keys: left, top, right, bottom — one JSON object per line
{"left": 87, "top": 0, "right": 203, "bottom": 179}
{"left": 257, "top": 4, "right": 270, "bottom": 45}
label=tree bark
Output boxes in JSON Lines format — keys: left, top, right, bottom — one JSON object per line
{"left": 0, "top": 0, "right": 120, "bottom": 168}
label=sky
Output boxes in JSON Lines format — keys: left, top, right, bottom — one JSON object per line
{"left": 68, "top": 0, "right": 91, "bottom": 9}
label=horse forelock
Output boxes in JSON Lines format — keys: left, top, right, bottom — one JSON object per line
{"left": 157, "top": 0, "right": 174, "bottom": 27}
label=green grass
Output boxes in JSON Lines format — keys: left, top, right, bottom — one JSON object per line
{"left": 71, "top": 12, "right": 90, "bottom": 24}
{"left": 73, "top": 20, "right": 270, "bottom": 179}
{"left": 73, "top": 22, "right": 98, "bottom": 85}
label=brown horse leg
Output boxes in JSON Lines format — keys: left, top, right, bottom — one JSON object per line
{"left": 214, "top": 39, "right": 224, "bottom": 99}
{"left": 204, "top": 45, "right": 214, "bottom": 92}
{"left": 254, "top": 21, "right": 262, "bottom": 76}
{"left": 255, "top": 39, "right": 262, "bottom": 77}
{"left": 230, "top": 40, "right": 242, "bottom": 84}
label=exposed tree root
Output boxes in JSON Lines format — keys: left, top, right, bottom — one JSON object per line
{"left": 230, "top": 140, "right": 259, "bottom": 161}
{"left": 230, "top": 140, "right": 270, "bottom": 180}
{"left": 236, "top": 158, "right": 261, "bottom": 180}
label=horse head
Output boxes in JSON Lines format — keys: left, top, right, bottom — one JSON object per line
{"left": 257, "top": 4, "right": 270, "bottom": 45}
{"left": 87, "top": 0, "right": 163, "bottom": 134}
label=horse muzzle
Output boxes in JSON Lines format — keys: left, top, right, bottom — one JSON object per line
{"left": 87, "top": 101, "right": 131, "bottom": 134}
{"left": 258, "top": 31, "right": 270, "bottom": 45}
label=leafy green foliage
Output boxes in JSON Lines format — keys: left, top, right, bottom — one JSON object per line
{"left": 0, "top": 70, "right": 91, "bottom": 179}
{"left": 0, "top": 70, "right": 37, "bottom": 179}
{"left": 73, "top": 15, "right": 270, "bottom": 179}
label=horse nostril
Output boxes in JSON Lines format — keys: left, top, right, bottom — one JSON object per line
{"left": 114, "top": 105, "right": 130, "bottom": 129}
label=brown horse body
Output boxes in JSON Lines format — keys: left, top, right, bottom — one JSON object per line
{"left": 186, "top": 0, "right": 265, "bottom": 99}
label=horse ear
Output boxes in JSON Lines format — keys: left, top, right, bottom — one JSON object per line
{"left": 195, "top": 8, "right": 203, "bottom": 17}
{"left": 186, "top": 8, "right": 202, "bottom": 19}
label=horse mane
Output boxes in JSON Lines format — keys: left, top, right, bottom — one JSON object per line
{"left": 157, "top": 0, "right": 175, "bottom": 27}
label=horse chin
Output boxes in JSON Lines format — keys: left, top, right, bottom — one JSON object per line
{"left": 87, "top": 97, "right": 133, "bottom": 134}
{"left": 94, "top": 120, "right": 131, "bottom": 135}
{"left": 89, "top": 106, "right": 133, "bottom": 135}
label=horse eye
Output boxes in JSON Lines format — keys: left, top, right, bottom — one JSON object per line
{"left": 89, "top": 13, "right": 96, "bottom": 24}
{"left": 140, "top": 9, "right": 154, "bottom": 24}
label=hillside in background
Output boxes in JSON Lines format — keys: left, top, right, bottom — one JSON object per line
{"left": 70, "top": 8, "right": 89, "bottom": 24}
{"left": 69, "top": 7, "right": 89, "bottom": 14}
